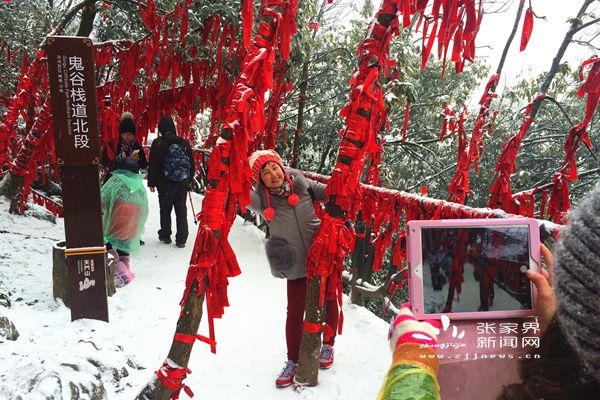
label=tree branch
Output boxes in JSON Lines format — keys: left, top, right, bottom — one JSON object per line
{"left": 574, "top": 16, "right": 600, "bottom": 33}
{"left": 55, "top": 0, "right": 96, "bottom": 35}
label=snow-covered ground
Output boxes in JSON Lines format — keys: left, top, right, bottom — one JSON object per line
{"left": 0, "top": 186, "right": 391, "bottom": 400}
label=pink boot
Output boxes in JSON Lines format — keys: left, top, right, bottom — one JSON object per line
{"left": 119, "top": 255, "right": 136, "bottom": 284}
{"left": 114, "top": 255, "right": 135, "bottom": 287}
{"left": 113, "top": 260, "right": 128, "bottom": 288}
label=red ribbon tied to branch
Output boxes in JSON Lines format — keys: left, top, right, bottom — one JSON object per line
{"left": 520, "top": 2, "right": 534, "bottom": 52}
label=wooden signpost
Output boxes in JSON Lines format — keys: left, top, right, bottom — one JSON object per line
{"left": 45, "top": 36, "right": 109, "bottom": 322}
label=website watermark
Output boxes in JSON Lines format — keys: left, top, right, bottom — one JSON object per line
{"left": 419, "top": 352, "right": 541, "bottom": 360}
{"left": 418, "top": 317, "right": 541, "bottom": 355}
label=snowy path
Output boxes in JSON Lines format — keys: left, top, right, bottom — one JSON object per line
{"left": 0, "top": 187, "right": 390, "bottom": 400}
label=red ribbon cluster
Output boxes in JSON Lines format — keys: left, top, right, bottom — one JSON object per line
{"left": 259, "top": 64, "right": 293, "bottom": 152}
{"left": 447, "top": 107, "right": 472, "bottom": 203}
{"left": 10, "top": 100, "right": 55, "bottom": 213}
{"left": 0, "top": 50, "right": 48, "bottom": 170}
{"left": 304, "top": 171, "right": 555, "bottom": 296}
{"left": 241, "top": 0, "right": 298, "bottom": 60}
{"left": 1, "top": 5, "right": 245, "bottom": 210}
{"left": 303, "top": 320, "right": 335, "bottom": 343}
{"left": 490, "top": 57, "right": 600, "bottom": 222}
{"left": 95, "top": 7, "right": 243, "bottom": 153}
{"left": 469, "top": 73, "right": 499, "bottom": 172}
{"left": 438, "top": 103, "right": 456, "bottom": 140}
{"left": 183, "top": 0, "right": 299, "bottom": 359}
{"left": 155, "top": 360, "right": 194, "bottom": 400}
{"left": 544, "top": 57, "right": 600, "bottom": 222}
{"left": 415, "top": 0, "right": 483, "bottom": 75}
{"left": 304, "top": 3, "right": 401, "bottom": 326}
{"left": 488, "top": 94, "right": 544, "bottom": 214}
{"left": 0, "top": 40, "right": 21, "bottom": 76}
{"left": 445, "top": 73, "right": 499, "bottom": 204}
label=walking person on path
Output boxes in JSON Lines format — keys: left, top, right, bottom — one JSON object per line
{"left": 147, "top": 116, "right": 195, "bottom": 248}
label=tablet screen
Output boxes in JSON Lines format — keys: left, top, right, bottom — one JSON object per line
{"left": 421, "top": 225, "right": 532, "bottom": 314}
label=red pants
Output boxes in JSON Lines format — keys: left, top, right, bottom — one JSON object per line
{"left": 286, "top": 278, "right": 339, "bottom": 363}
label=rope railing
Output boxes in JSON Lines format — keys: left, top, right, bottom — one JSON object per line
{"left": 30, "top": 188, "right": 63, "bottom": 217}
{"left": 302, "top": 171, "right": 561, "bottom": 235}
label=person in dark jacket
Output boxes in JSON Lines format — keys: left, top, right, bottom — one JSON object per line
{"left": 101, "top": 112, "right": 148, "bottom": 184}
{"left": 248, "top": 149, "right": 339, "bottom": 388}
{"left": 147, "top": 116, "right": 195, "bottom": 248}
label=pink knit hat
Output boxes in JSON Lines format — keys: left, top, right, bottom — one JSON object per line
{"left": 247, "top": 149, "right": 298, "bottom": 221}
{"left": 248, "top": 149, "right": 284, "bottom": 183}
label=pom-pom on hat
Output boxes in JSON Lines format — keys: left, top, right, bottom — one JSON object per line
{"left": 248, "top": 149, "right": 284, "bottom": 183}
{"left": 119, "top": 112, "right": 136, "bottom": 135}
{"left": 158, "top": 116, "right": 177, "bottom": 135}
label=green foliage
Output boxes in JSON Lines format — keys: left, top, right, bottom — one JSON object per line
{"left": 0, "top": 1, "right": 56, "bottom": 104}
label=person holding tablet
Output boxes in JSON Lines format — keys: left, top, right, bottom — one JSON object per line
{"left": 378, "top": 182, "right": 600, "bottom": 399}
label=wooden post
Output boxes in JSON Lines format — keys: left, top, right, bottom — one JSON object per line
{"left": 45, "top": 36, "right": 108, "bottom": 322}
{"left": 53, "top": 241, "right": 116, "bottom": 306}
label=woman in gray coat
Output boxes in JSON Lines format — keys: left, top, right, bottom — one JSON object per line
{"left": 248, "top": 150, "right": 339, "bottom": 388}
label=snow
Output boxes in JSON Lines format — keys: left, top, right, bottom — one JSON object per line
{"left": 0, "top": 187, "right": 391, "bottom": 399}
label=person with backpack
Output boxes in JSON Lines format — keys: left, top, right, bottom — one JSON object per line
{"left": 147, "top": 116, "right": 195, "bottom": 248}
{"left": 247, "top": 149, "right": 339, "bottom": 388}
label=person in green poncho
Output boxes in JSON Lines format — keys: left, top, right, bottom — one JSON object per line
{"left": 101, "top": 157, "right": 149, "bottom": 287}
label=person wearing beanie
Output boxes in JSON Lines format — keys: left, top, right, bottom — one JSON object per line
{"left": 495, "top": 182, "right": 600, "bottom": 399}
{"left": 375, "top": 183, "right": 600, "bottom": 399}
{"left": 147, "top": 116, "right": 195, "bottom": 248}
{"left": 100, "top": 112, "right": 149, "bottom": 286}
{"left": 100, "top": 111, "right": 148, "bottom": 183}
{"left": 248, "top": 149, "right": 340, "bottom": 387}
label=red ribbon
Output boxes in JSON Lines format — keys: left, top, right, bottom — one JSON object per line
{"left": 303, "top": 321, "right": 335, "bottom": 343}
{"left": 520, "top": 5, "right": 534, "bottom": 52}
{"left": 155, "top": 360, "right": 194, "bottom": 399}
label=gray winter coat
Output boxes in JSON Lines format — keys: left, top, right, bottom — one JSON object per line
{"left": 250, "top": 168, "right": 326, "bottom": 280}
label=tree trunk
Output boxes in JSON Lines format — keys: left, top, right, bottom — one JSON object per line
{"left": 137, "top": 279, "right": 206, "bottom": 399}
{"left": 294, "top": 277, "right": 323, "bottom": 386}
{"left": 55, "top": 0, "right": 97, "bottom": 35}
{"left": 350, "top": 220, "right": 367, "bottom": 305}
{"left": 290, "top": 55, "right": 310, "bottom": 168}
{"left": 316, "top": 131, "right": 337, "bottom": 174}
{"left": 76, "top": 2, "right": 97, "bottom": 37}
{"left": 0, "top": 173, "right": 24, "bottom": 214}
